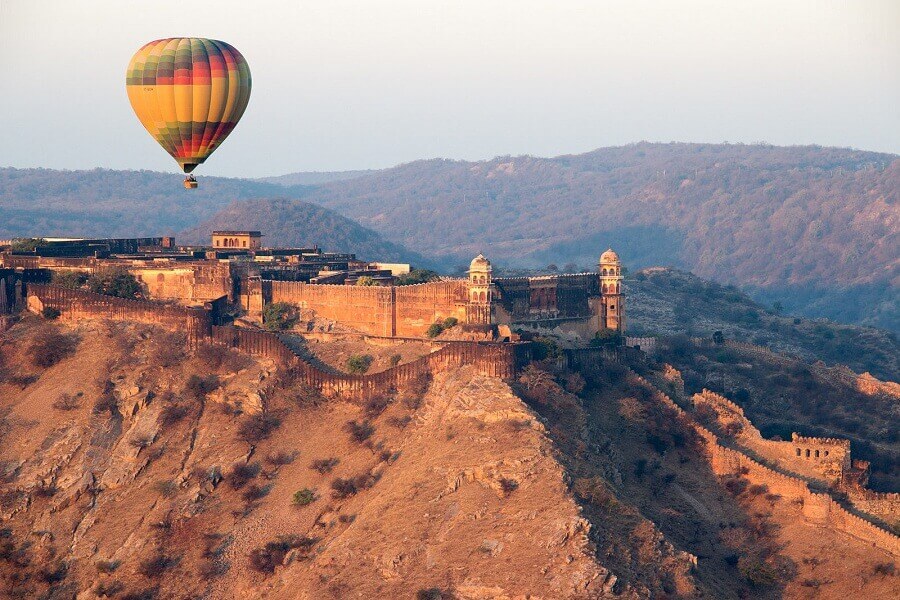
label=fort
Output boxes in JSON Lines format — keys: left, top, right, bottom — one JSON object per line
{"left": 2, "top": 234, "right": 898, "bottom": 557}
{"left": 0, "top": 234, "right": 626, "bottom": 340}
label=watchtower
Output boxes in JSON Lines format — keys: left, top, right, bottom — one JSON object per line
{"left": 466, "top": 253, "right": 493, "bottom": 325}
{"left": 599, "top": 248, "right": 625, "bottom": 332}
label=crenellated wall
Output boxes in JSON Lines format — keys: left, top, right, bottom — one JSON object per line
{"left": 27, "top": 284, "right": 212, "bottom": 346}
{"left": 24, "top": 284, "right": 531, "bottom": 400}
{"left": 621, "top": 369, "right": 900, "bottom": 557}
{"left": 693, "top": 389, "right": 851, "bottom": 485}
{"left": 393, "top": 280, "right": 468, "bottom": 336}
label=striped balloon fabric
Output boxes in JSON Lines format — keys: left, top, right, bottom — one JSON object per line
{"left": 126, "top": 38, "right": 251, "bottom": 173}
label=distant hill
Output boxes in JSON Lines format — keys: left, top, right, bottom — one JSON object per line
{"left": 257, "top": 170, "right": 377, "bottom": 186}
{"left": 180, "top": 198, "right": 431, "bottom": 265}
{"left": 0, "top": 167, "right": 313, "bottom": 238}
{"left": 292, "top": 143, "right": 898, "bottom": 331}
{"left": 626, "top": 267, "right": 898, "bottom": 381}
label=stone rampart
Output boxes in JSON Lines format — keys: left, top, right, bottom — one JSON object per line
{"left": 622, "top": 369, "right": 900, "bottom": 556}
{"left": 393, "top": 280, "right": 468, "bottom": 336}
{"left": 27, "top": 284, "right": 212, "bottom": 346}
{"left": 269, "top": 280, "right": 395, "bottom": 336}
{"left": 693, "top": 389, "right": 850, "bottom": 485}
{"left": 209, "top": 325, "right": 529, "bottom": 398}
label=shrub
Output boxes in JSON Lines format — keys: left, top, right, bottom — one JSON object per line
{"left": 96, "top": 559, "right": 121, "bottom": 573}
{"left": 51, "top": 271, "right": 88, "bottom": 289}
{"left": 88, "top": 269, "right": 143, "bottom": 299}
{"left": 331, "top": 473, "right": 379, "bottom": 499}
{"left": 364, "top": 395, "right": 390, "bottom": 418}
{"left": 41, "top": 561, "right": 68, "bottom": 583}
{"left": 159, "top": 403, "right": 189, "bottom": 427}
{"left": 310, "top": 457, "right": 339, "bottom": 474}
{"left": 265, "top": 450, "right": 297, "bottom": 466}
{"left": 530, "top": 337, "right": 562, "bottom": 361}
{"left": 139, "top": 553, "right": 177, "bottom": 578}
{"left": 150, "top": 336, "right": 186, "bottom": 368}
{"left": 41, "top": 306, "right": 61, "bottom": 320}
{"left": 95, "top": 581, "right": 125, "bottom": 597}
{"left": 238, "top": 413, "right": 282, "bottom": 443}
{"left": 249, "top": 535, "right": 319, "bottom": 573}
{"left": 417, "top": 588, "right": 449, "bottom": 600}
{"left": 92, "top": 392, "right": 118, "bottom": 416}
{"left": 387, "top": 415, "right": 412, "bottom": 429}
{"left": 28, "top": 330, "right": 78, "bottom": 368}
{"left": 292, "top": 488, "right": 316, "bottom": 506}
{"left": 228, "top": 462, "right": 261, "bottom": 489}
{"left": 52, "top": 392, "right": 82, "bottom": 411}
{"left": 590, "top": 328, "right": 622, "bottom": 347}
{"left": 499, "top": 478, "right": 519, "bottom": 496}
{"left": 873, "top": 562, "right": 895, "bottom": 576}
{"left": 737, "top": 555, "right": 778, "bottom": 587}
{"left": 185, "top": 374, "right": 220, "bottom": 400}
{"left": 346, "top": 354, "right": 373, "bottom": 374}
{"left": 442, "top": 317, "right": 458, "bottom": 329}
{"left": 262, "top": 302, "right": 298, "bottom": 331}
{"left": 152, "top": 480, "right": 176, "bottom": 498}
{"left": 425, "top": 323, "right": 445, "bottom": 338}
{"left": 389, "top": 353, "right": 402, "bottom": 366}
{"left": 355, "top": 276, "right": 375, "bottom": 286}
{"left": 243, "top": 483, "right": 272, "bottom": 503}
{"left": 395, "top": 269, "right": 440, "bottom": 286}
{"left": 345, "top": 419, "right": 374, "bottom": 443}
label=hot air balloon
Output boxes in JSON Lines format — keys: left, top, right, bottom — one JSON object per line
{"left": 126, "top": 38, "right": 251, "bottom": 189}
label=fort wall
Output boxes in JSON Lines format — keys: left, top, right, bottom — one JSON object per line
{"left": 693, "top": 389, "right": 850, "bottom": 485}
{"left": 269, "top": 280, "right": 395, "bottom": 336}
{"left": 27, "top": 283, "right": 212, "bottom": 346}
{"left": 393, "top": 280, "right": 468, "bottom": 336}
{"left": 622, "top": 369, "right": 900, "bottom": 556}
{"left": 24, "top": 284, "right": 530, "bottom": 400}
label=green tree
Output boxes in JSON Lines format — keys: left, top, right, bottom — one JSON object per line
{"left": 52, "top": 271, "right": 89, "bottom": 290}
{"left": 355, "top": 276, "right": 375, "bottom": 286}
{"left": 590, "top": 328, "right": 622, "bottom": 347}
{"left": 395, "top": 269, "right": 440, "bottom": 286}
{"left": 88, "top": 269, "right": 143, "bottom": 299}
{"left": 346, "top": 354, "right": 374, "bottom": 374}
{"left": 262, "top": 302, "right": 299, "bottom": 331}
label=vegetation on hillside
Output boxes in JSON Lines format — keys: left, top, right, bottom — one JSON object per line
{"left": 627, "top": 267, "right": 898, "bottom": 381}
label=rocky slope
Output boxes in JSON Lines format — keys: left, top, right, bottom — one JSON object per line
{"left": 1, "top": 316, "right": 896, "bottom": 598}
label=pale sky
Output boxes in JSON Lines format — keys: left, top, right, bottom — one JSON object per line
{"left": 1, "top": 1, "right": 898, "bottom": 178}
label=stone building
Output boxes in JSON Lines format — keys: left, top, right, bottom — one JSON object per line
{"left": 466, "top": 254, "right": 493, "bottom": 325}
{"left": 212, "top": 230, "right": 262, "bottom": 250}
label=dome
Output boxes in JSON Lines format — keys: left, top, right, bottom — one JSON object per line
{"left": 599, "top": 248, "right": 620, "bottom": 264}
{"left": 469, "top": 253, "right": 492, "bottom": 271}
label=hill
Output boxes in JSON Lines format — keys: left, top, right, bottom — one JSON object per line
{"left": 2, "top": 316, "right": 896, "bottom": 598}
{"left": 292, "top": 143, "right": 898, "bottom": 331}
{"left": 258, "top": 170, "right": 377, "bottom": 186}
{"left": 0, "top": 167, "right": 313, "bottom": 239}
{"left": 625, "top": 267, "right": 899, "bottom": 382}
{"left": 179, "top": 198, "right": 431, "bottom": 264}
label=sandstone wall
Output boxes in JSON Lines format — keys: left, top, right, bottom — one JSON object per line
{"left": 693, "top": 390, "right": 850, "bottom": 485}
{"left": 27, "top": 284, "right": 211, "bottom": 346}
{"left": 624, "top": 369, "right": 900, "bottom": 557}
{"left": 269, "top": 280, "right": 395, "bottom": 336}
{"left": 393, "top": 280, "right": 468, "bottom": 336}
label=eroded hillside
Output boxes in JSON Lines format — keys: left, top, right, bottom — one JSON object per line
{"left": 1, "top": 317, "right": 896, "bottom": 599}
{"left": 0, "top": 319, "right": 610, "bottom": 599}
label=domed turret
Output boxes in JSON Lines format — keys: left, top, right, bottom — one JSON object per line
{"left": 470, "top": 253, "right": 492, "bottom": 272}
{"left": 600, "top": 248, "right": 620, "bottom": 265}
{"left": 597, "top": 247, "right": 625, "bottom": 332}
{"left": 467, "top": 253, "right": 493, "bottom": 324}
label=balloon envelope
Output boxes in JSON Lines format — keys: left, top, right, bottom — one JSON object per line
{"left": 126, "top": 38, "right": 251, "bottom": 173}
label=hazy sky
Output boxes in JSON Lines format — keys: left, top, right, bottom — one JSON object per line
{"left": 1, "top": 1, "right": 898, "bottom": 178}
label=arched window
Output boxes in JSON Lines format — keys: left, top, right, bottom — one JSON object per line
{"left": 796, "top": 448, "right": 801, "bottom": 456}
{"left": 479, "top": 291, "right": 486, "bottom": 302}
{"left": 824, "top": 450, "right": 829, "bottom": 457}
{"left": 602, "top": 268, "right": 607, "bottom": 276}
{"left": 615, "top": 283, "right": 620, "bottom": 293}
{"left": 243, "top": 240, "right": 247, "bottom": 248}
{"left": 805, "top": 449, "right": 810, "bottom": 458}
{"left": 602, "top": 283, "right": 608, "bottom": 293}
{"left": 215, "top": 240, "right": 220, "bottom": 247}
{"left": 815, "top": 450, "right": 820, "bottom": 458}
